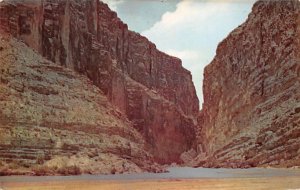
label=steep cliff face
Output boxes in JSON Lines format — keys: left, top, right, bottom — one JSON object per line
{"left": 0, "top": 34, "right": 162, "bottom": 175}
{"left": 198, "top": 0, "right": 300, "bottom": 167}
{"left": 0, "top": 0, "right": 199, "bottom": 163}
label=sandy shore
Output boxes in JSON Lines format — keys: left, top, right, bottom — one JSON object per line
{"left": 1, "top": 176, "right": 300, "bottom": 190}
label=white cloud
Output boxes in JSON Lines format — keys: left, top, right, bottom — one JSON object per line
{"left": 142, "top": 0, "right": 254, "bottom": 107}
{"left": 166, "top": 50, "right": 200, "bottom": 62}
{"left": 101, "top": 0, "right": 124, "bottom": 11}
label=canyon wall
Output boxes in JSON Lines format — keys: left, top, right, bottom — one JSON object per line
{"left": 0, "top": 34, "right": 161, "bottom": 175}
{"left": 2, "top": 0, "right": 298, "bottom": 170}
{"left": 198, "top": 0, "right": 300, "bottom": 167}
{"left": 0, "top": 0, "right": 199, "bottom": 163}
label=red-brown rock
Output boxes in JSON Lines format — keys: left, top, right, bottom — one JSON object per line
{"left": 0, "top": 0, "right": 199, "bottom": 163}
{"left": 0, "top": 34, "right": 160, "bottom": 175}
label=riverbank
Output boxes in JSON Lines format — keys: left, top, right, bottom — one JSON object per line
{"left": 1, "top": 176, "right": 300, "bottom": 190}
{"left": 1, "top": 167, "right": 300, "bottom": 190}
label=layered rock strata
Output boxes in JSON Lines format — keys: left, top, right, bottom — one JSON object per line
{"left": 0, "top": 0, "right": 199, "bottom": 163}
{"left": 0, "top": 34, "right": 165, "bottom": 175}
{"left": 197, "top": 0, "right": 300, "bottom": 168}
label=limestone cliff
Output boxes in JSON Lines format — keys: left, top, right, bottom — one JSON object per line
{"left": 0, "top": 0, "right": 199, "bottom": 163}
{"left": 0, "top": 34, "right": 164, "bottom": 175}
{"left": 197, "top": 0, "right": 300, "bottom": 168}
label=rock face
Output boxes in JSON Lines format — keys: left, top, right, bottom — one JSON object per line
{"left": 0, "top": 34, "right": 162, "bottom": 175}
{"left": 198, "top": 0, "right": 300, "bottom": 167}
{"left": 3, "top": 0, "right": 297, "bottom": 171}
{"left": 0, "top": 0, "right": 199, "bottom": 163}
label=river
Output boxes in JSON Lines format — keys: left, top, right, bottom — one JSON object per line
{"left": 1, "top": 167, "right": 300, "bottom": 190}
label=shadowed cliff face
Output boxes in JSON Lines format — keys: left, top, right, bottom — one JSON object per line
{"left": 0, "top": 0, "right": 199, "bottom": 163}
{"left": 197, "top": 0, "right": 300, "bottom": 168}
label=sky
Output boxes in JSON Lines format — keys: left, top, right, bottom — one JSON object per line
{"left": 102, "top": 0, "right": 256, "bottom": 107}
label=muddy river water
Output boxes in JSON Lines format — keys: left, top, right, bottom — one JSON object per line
{"left": 1, "top": 167, "right": 300, "bottom": 190}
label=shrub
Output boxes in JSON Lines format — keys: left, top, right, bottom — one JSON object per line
{"left": 57, "top": 165, "right": 81, "bottom": 175}
{"left": 110, "top": 167, "right": 117, "bottom": 174}
{"left": 36, "top": 156, "right": 45, "bottom": 164}
{"left": 0, "top": 168, "right": 10, "bottom": 176}
{"left": 32, "top": 165, "right": 82, "bottom": 176}
{"left": 33, "top": 166, "right": 48, "bottom": 176}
